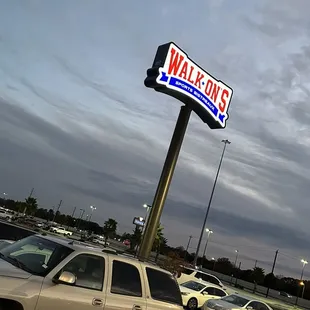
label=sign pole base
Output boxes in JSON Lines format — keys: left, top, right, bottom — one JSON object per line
{"left": 138, "top": 104, "right": 192, "bottom": 261}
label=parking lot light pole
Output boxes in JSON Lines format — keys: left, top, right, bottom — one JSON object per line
{"left": 301, "top": 282, "right": 306, "bottom": 299}
{"left": 2, "top": 193, "right": 7, "bottom": 208}
{"left": 212, "top": 257, "right": 216, "bottom": 271}
{"left": 234, "top": 249, "right": 239, "bottom": 267}
{"left": 193, "top": 139, "right": 231, "bottom": 267}
{"left": 296, "top": 259, "right": 308, "bottom": 305}
{"left": 89, "top": 205, "right": 96, "bottom": 222}
{"left": 300, "top": 259, "right": 308, "bottom": 280}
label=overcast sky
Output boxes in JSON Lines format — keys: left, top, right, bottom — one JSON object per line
{"left": 1, "top": 0, "right": 310, "bottom": 278}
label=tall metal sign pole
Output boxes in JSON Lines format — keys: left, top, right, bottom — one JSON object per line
{"left": 138, "top": 42, "right": 233, "bottom": 261}
{"left": 139, "top": 105, "right": 191, "bottom": 260}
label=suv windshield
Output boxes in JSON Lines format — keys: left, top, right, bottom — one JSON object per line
{"left": 222, "top": 295, "right": 250, "bottom": 307}
{"left": 181, "top": 281, "right": 205, "bottom": 292}
{"left": 0, "top": 235, "right": 73, "bottom": 277}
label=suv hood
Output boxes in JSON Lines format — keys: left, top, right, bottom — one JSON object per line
{"left": 0, "top": 258, "right": 32, "bottom": 279}
{"left": 180, "top": 286, "right": 197, "bottom": 294}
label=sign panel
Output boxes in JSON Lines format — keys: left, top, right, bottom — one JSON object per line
{"left": 144, "top": 42, "right": 233, "bottom": 129}
{"left": 133, "top": 217, "right": 145, "bottom": 227}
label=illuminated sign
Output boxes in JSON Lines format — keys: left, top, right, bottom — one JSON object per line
{"left": 133, "top": 217, "right": 145, "bottom": 227}
{"left": 145, "top": 42, "right": 233, "bottom": 129}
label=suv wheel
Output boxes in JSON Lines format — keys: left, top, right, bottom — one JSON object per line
{"left": 187, "top": 297, "right": 198, "bottom": 310}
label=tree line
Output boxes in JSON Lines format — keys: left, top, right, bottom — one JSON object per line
{"left": 1, "top": 196, "right": 308, "bottom": 300}
{"left": 0, "top": 196, "right": 168, "bottom": 259}
{"left": 174, "top": 247, "right": 310, "bottom": 301}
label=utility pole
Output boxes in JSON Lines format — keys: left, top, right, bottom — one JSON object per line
{"left": 71, "top": 206, "right": 76, "bottom": 218}
{"left": 184, "top": 236, "right": 192, "bottom": 261}
{"left": 266, "top": 250, "right": 278, "bottom": 298}
{"left": 254, "top": 260, "right": 257, "bottom": 268}
{"left": 193, "top": 139, "right": 231, "bottom": 266}
{"left": 76, "top": 208, "right": 85, "bottom": 231}
{"left": 67, "top": 206, "right": 76, "bottom": 229}
{"left": 23, "top": 187, "right": 34, "bottom": 215}
{"left": 235, "top": 261, "right": 242, "bottom": 286}
{"left": 52, "top": 200, "right": 62, "bottom": 223}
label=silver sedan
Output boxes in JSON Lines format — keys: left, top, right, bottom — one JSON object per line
{"left": 203, "top": 294, "right": 273, "bottom": 310}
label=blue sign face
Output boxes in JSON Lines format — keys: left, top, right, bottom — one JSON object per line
{"left": 133, "top": 217, "right": 145, "bottom": 227}
{"left": 145, "top": 42, "right": 233, "bottom": 129}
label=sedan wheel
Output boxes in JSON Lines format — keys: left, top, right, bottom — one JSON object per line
{"left": 187, "top": 298, "right": 198, "bottom": 310}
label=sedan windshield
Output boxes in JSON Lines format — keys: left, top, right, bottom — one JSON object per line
{"left": 181, "top": 281, "right": 205, "bottom": 292}
{"left": 222, "top": 295, "right": 250, "bottom": 307}
{"left": 0, "top": 235, "right": 73, "bottom": 277}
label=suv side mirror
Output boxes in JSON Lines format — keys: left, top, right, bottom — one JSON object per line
{"left": 202, "top": 291, "right": 209, "bottom": 295}
{"left": 53, "top": 271, "right": 76, "bottom": 285}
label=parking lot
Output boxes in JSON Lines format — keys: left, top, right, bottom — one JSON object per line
{"left": 0, "top": 219, "right": 307, "bottom": 310}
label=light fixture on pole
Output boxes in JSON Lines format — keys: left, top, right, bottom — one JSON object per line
{"left": 89, "top": 205, "right": 96, "bottom": 222}
{"left": 193, "top": 139, "right": 231, "bottom": 266}
{"left": 202, "top": 228, "right": 213, "bottom": 258}
{"left": 142, "top": 204, "right": 152, "bottom": 233}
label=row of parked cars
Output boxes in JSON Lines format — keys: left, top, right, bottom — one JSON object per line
{"left": 176, "top": 266, "right": 273, "bottom": 309}
{"left": 0, "top": 234, "right": 273, "bottom": 310}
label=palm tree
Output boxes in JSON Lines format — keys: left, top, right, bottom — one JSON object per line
{"left": 103, "top": 218, "right": 118, "bottom": 241}
{"left": 153, "top": 224, "right": 167, "bottom": 262}
{"left": 24, "top": 196, "right": 38, "bottom": 215}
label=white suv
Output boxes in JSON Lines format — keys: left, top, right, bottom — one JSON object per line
{"left": 177, "top": 266, "right": 226, "bottom": 290}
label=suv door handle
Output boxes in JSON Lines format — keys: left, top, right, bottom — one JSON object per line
{"left": 132, "top": 305, "right": 142, "bottom": 310}
{"left": 92, "top": 298, "right": 103, "bottom": 306}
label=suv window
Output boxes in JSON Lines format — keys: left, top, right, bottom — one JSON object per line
{"left": 111, "top": 260, "right": 142, "bottom": 297}
{"left": 146, "top": 267, "right": 182, "bottom": 306}
{"left": 204, "top": 287, "right": 215, "bottom": 295}
{"left": 63, "top": 254, "right": 105, "bottom": 291}
{"left": 214, "top": 288, "right": 226, "bottom": 297}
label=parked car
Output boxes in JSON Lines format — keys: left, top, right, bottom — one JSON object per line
{"left": 177, "top": 266, "right": 226, "bottom": 290}
{"left": 123, "top": 239, "right": 130, "bottom": 246}
{"left": 92, "top": 238, "right": 110, "bottom": 246}
{"left": 179, "top": 280, "right": 228, "bottom": 309}
{"left": 0, "top": 234, "right": 183, "bottom": 310}
{"left": 279, "top": 291, "right": 292, "bottom": 298}
{"left": 50, "top": 226, "right": 72, "bottom": 236}
{"left": 0, "top": 210, "right": 13, "bottom": 221}
{"left": 204, "top": 294, "right": 273, "bottom": 310}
